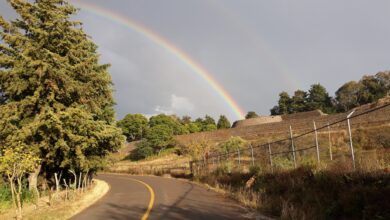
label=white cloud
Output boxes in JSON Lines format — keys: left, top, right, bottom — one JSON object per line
{"left": 154, "top": 94, "right": 194, "bottom": 115}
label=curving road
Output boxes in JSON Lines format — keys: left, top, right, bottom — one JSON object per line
{"left": 70, "top": 174, "right": 255, "bottom": 220}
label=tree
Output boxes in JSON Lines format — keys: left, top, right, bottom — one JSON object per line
{"left": 291, "top": 90, "right": 308, "bottom": 113}
{"left": 180, "top": 115, "right": 192, "bottom": 125}
{"left": 149, "top": 114, "right": 188, "bottom": 135}
{"left": 0, "top": 144, "right": 40, "bottom": 220}
{"left": 203, "top": 115, "right": 216, "bottom": 126}
{"left": 203, "top": 124, "right": 217, "bottom": 131}
{"left": 335, "top": 81, "right": 363, "bottom": 112}
{"left": 375, "top": 71, "right": 390, "bottom": 97}
{"left": 218, "top": 136, "right": 247, "bottom": 153}
{"left": 307, "top": 84, "right": 335, "bottom": 113}
{"left": 129, "top": 140, "right": 154, "bottom": 160}
{"left": 186, "top": 122, "right": 201, "bottom": 133}
{"left": 117, "top": 114, "right": 148, "bottom": 142}
{"left": 245, "top": 111, "right": 258, "bottom": 119}
{"left": 270, "top": 106, "right": 280, "bottom": 116}
{"left": 217, "top": 115, "right": 231, "bottom": 129}
{"left": 145, "top": 125, "right": 175, "bottom": 152}
{"left": 0, "top": 0, "right": 124, "bottom": 190}
{"left": 278, "top": 92, "right": 292, "bottom": 114}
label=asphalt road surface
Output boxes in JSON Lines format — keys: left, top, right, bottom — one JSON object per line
{"left": 71, "top": 174, "right": 254, "bottom": 220}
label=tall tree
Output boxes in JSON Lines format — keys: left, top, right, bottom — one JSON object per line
{"left": 217, "top": 115, "right": 231, "bottom": 129}
{"left": 307, "top": 84, "right": 335, "bottom": 113}
{"left": 117, "top": 114, "right": 148, "bottom": 142}
{"left": 201, "top": 115, "right": 216, "bottom": 131}
{"left": 291, "top": 90, "right": 308, "bottom": 113}
{"left": 0, "top": 0, "right": 123, "bottom": 186}
{"left": 278, "top": 92, "right": 292, "bottom": 114}
{"left": 245, "top": 111, "right": 258, "bottom": 119}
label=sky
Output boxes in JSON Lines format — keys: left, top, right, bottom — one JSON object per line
{"left": 1, "top": 0, "right": 390, "bottom": 121}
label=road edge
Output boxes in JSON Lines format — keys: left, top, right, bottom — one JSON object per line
{"left": 66, "top": 179, "right": 111, "bottom": 219}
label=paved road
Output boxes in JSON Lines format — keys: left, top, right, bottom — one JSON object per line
{"left": 71, "top": 174, "right": 254, "bottom": 220}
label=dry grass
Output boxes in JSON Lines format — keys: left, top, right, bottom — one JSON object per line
{"left": 0, "top": 180, "right": 109, "bottom": 220}
{"left": 194, "top": 167, "right": 390, "bottom": 220}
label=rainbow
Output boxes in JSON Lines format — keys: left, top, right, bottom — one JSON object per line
{"left": 72, "top": 1, "right": 246, "bottom": 119}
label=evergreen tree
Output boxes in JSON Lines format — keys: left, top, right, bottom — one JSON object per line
{"left": 245, "top": 111, "right": 258, "bottom": 119}
{"left": 0, "top": 0, "right": 123, "bottom": 183}
{"left": 307, "top": 84, "right": 335, "bottom": 113}
{"left": 291, "top": 90, "right": 308, "bottom": 113}
{"left": 278, "top": 92, "right": 292, "bottom": 114}
{"left": 217, "top": 115, "right": 231, "bottom": 129}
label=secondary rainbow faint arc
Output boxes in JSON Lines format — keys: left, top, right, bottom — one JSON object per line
{"left": 73, "top": 1, "right": 246, "bottom": 119}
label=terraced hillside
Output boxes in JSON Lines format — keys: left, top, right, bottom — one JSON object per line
{"left": 176, "top": 97, "right": 390, "bottom": 145}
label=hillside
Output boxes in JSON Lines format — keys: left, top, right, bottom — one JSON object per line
{"left": 175, "top": 96, "right": 390, "bottom": 145}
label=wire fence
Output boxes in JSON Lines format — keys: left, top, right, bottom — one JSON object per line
{"left": 116, "top": 102, "right": 390, "bottom": 176}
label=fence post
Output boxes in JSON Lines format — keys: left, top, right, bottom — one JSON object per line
{"left": 237, "top": 148, "right": 241, "bottom": 167}
{"left": 313, "top": 121, "right": 320, "bottom": 163}
{"left": 347, "top": 111, "right": 356, "bottom": 170}
{"left": 327, "top": 122, "right": 333, "bottom": 160}
{"left": 268, "top": 143, "right": 273, "bottom": 172}
{"left": 250, "top": 144, "right": 255, "bottom": 166}
{"left": 290, "top": 125, "right": 297, "bottom": 168}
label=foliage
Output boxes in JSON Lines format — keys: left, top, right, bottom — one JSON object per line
{"left": 203, "top": 123, "right": 217, "bottom": 131}
{"left": 306, "top": 83, "right": 334, "bottom": 113}
{"left": 277, "top": 92, "right": 292, "bottom": 115}
{"left": 335, "top": 81, "right": 363, "bottom": 112}
{"left": 179, "top": 140, "right": 216, "bottom": 160}
{"left": 149, "top": 114, "right": 188, "bottom": 135}
{"left": 145, "top": 125, "right": 175, "bottom": 151}
{"left": 218, "top": 136, "right": 247, "bottom": 153}
{"left": 217, "top": 115, "right": 231, "bottom": 129}
{"left": 0, "top": 0, "right": 124, "bottom": 179}
{"left": 185, "top": 122, "right": 202, "bottom": 133}
{"left": 271, "top": 71, "right": 389, "bottom": 115}
{"left": 290, "top": 90, "right": 308, "bottom": 113}
{"left": 117, "top": 114, "right": 148, "bottom": 142}
{"left": 245, "top": 111, "right": 258, "bottom": 119}
{"left": 336, "top": 71, "right": 390, "bottom": 112}
{"left": 129, "top": 140, "right": 154, "bottom": 160}
{"left": 0, "top": 144, "right": 40, "bottom": 219}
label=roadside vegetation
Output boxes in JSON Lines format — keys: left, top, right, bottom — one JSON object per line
{"left": 112, "top": 95, "right": 389, "bottom": 219}
{"left": 117, "top": 113, "right": 233, "bottom": 160}
{"left": 0, "top": 0, "right": 122, "bottom": 219}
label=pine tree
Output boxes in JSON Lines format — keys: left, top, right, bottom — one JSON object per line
{"left": 0, "top": 0, "right": 124, "bottom": 183}
{"left": 217, "top": 115, "right": 231, "bottom": 129}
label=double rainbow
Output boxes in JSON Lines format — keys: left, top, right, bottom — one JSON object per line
{"left": 72, "top": 1, "right": 246, "bottom": 119}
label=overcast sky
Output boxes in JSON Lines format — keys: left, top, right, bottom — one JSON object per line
{"left": 1, "top": 0, "right": 390, "bottom": 121}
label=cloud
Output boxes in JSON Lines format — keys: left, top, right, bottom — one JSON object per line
{"left": 154, "top": 94, "right": 194, "bottom": 116}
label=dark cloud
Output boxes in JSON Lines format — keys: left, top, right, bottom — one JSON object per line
{"left": 2, "top": 0, "right": 389, "bottom": 121}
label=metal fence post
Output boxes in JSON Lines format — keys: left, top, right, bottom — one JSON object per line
{"left": 313, "top": 121, "right": 320, "bottom": 162}
{"left": 347, "top": 111, "right": 356, "bottom": 170}
{"left": 290, "top": 125, "right": 297, "bottom": 168}
{"left": 250, "top": 144, "right": 255, "bottom": 166}
{"left": 327, "top": 122, "right": 333, "bottom": 160}
{"left": 268, "top": 143, "right": 273, "bottom": 172}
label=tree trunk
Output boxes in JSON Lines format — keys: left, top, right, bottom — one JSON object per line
{"left": 16, "top": 176, "right": 23, "bottom": 220}
{"left": 28, "top": 164, "right": 41, "bottom": 193}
